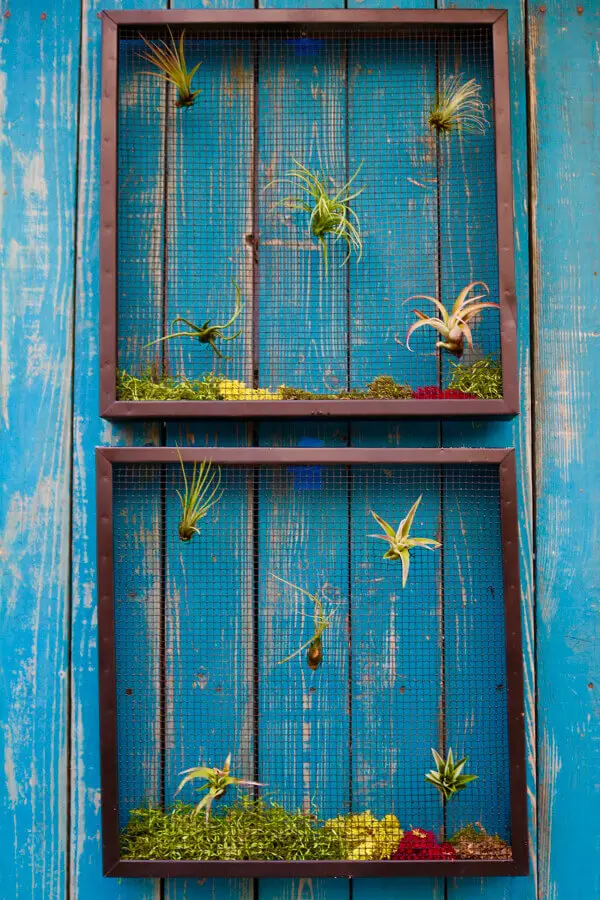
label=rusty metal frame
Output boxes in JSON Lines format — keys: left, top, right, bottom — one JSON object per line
{"left": 99, "top": 9, "right": 518, "bottom": 420}
{"left": 96, "top": 446, "right": 528, "bottom": 878}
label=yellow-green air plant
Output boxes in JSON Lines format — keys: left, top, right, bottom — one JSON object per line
{"left": 370, "top": 495, "right": 441, "bottom": 587}
{"left": 267, "top": 159, "right": 364, "bottom": 271}
{"left": 271, "top": 574, "right": 335, "bottom": 670}
{"left": 176, "top": 448, "right": 222, "bottom": 542}
{"left": 139, "top": 28, "right": 202, "bottom": 109}
{"left": 145, "top": 282, "right": 243, "bottom": 361}
{"left": 176, "top": 753, "right": 264, "bottom": 821}
{"left": 403, "top": 281, "right": 499, "bottom": 358}
{"left": 425, "top": 748, "right": 478, "bottom": 802}
{"left": 428, "top": 74, "right": 488, "bottom": 136}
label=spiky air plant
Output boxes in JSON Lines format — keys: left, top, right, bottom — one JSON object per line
{"left": 145, "top": 282, "right": 243, "bottom": 361}
{"left": 176, "top": 448, "right": 222, "bottom": 542}
{"left": 267, "top": 159, "right": 364, "bottom": 271}
{"left": 138, "top": 28, "right": 202, "bottom": 109}
{"left": 428, "top": 74, "right": 488, "bottom": 136}
{"left": 402, "top": 281, "right": 499, "bottom": 358}
{"left": 175, "top": 753, "right": 264, "bottom": 821}
{"left": 271, "top": 574, "right": 335, "bottom": 671}
{"left": 425, "top": 748, "right": 478, "bottom": 802}
{"left": 370, "top": 495, "right": 441, "bottom": 588}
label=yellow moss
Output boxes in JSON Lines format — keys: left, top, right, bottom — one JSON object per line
{"left": 324, "top": 811, "right": 403, "bottom": 861}
{"left": 219, "top": 379, "right": 281, "bottom": 401}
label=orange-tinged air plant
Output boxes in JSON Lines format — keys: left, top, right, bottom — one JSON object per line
{"left": 402, "top": 281, "right": 499, "bottom": 358}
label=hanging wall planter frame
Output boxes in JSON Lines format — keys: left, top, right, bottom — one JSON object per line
{"left": 100, "top": 9, "right": 518, "bottom": 419}
{"left": 96, "top": 446, "right": 527, "bottom": 877}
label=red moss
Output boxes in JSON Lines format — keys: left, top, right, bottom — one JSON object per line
{"left": 413, "top": 386, "right": 478, "bottom": 400}
{"left": 392, "top": 829, "right": 457, "bottom": 861}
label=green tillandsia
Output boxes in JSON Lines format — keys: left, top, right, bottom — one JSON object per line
{"left": 138, "top": 27, "right": 202, "bottom": 109}
{"left": 370, "top": 494, "right": 441, "bottom": 588}
{"left": 402, "top": 281, "right": 499, "bottom": 358}
{"left": 176, "top": 448, "right": 222, "bottom": 542}
{"left": 267, "top": 159, "right": 364, "bottom": 271}
{"left": 428, "top": 74, "right": 488, "bottom": 136}
{"left": 271, "top": 574, "right": 335, "bottom": 670}
{"left": 425, "top": 748, "right": 478, "bottom": 802}
{"left": 145, "top": 281, "right": 243, "bottom": 361}
{"left": 176, "top": 753, "right": 264, "bottom": 822}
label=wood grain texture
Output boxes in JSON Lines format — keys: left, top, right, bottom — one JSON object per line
{"left": 3, "top": 0, "right": 598, "bottom": 897}
{"left": 70, "top": 1, "right": 163, "bottom": 898}
{"left": 529, "top": 3, "right": 600, "bottom": 899}
{"left": 0, "top": 1, "right": 78, "bottom": 896}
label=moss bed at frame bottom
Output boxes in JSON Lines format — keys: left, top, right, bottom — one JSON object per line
{"left": 120, "top": 799, "right": 512, "bottom": 862}
{"left": 116, "top": 357, "right": 503, "bottom": 402}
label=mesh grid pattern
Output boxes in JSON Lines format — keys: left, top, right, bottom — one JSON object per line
{"left": 112, "top": 461, "right": 511, "bottom": 858}
{"left": 116, "top": 25, "right": 501, "bottom": 397}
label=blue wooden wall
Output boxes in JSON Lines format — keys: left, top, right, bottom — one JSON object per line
{"left": 0, "top": 0, "right": 598, "bottom": 898}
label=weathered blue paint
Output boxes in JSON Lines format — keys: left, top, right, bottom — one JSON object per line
{"left": 1, "top": 0, "right": 598, "bottom": 899}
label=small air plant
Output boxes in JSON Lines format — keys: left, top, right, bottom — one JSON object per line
{"left": 176, "top": 448, "right": 222, "bottom": 542}
{"left": 267, "top": 159, "right": 364, "bottom": 271}
{"left": 428, "top": 74, "right": 488, "bottom": 136}
{"left": 403, "top": 281, "right": 499, "bottom": 358}
{"left": 145, "top": 282, "right": 243, "bottom": 361}
{"left": 370, "top": 495, "right": 441, "bottom": 588}
{"left": 425, "top": 748, "right": 478, "bottom": 802}
{"left": 175, "top": 753, "right": 264, "bottom": 821}
{"left": 271, "top": 574, "right": 335, "bottom": 670}
{"left": 138, "top": 28, "right": 202, "bottom": 109}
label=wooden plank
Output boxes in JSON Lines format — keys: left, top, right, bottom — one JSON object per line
{"left": 528, "top": 4, "right": 600, "bottom": 900}
{"left": 116, "top": 36, "right": 166, "bottom": 378}
{"left": 257, "top": 1, "right": 348, "bottom": 394}
{"left": 164, "top": 2, "right": 254, "bottom": 899}
{"left": 442, "top": 466, "right": 509, "bottom": 840}
{"left": 70, "top": 1, "right": 165, "bottom": 898}
{"left": 438, "top": 0, "right": 536, "bottom": 898}
{"left": 164, "top": 31, "right": 253, "bottom": 386}
{"left": 348, "top": 31, "right": 439, "bottom": 391}
{"left": 348, "top": 1, "right": 441, "bottom": 899}
{"left": 0, "top": 2, "right": 79, "bottom": 896}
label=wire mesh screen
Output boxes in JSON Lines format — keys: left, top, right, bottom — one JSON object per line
{"left": 115, "top": 24, "right": 503, "bottom": 403}
{"left": 111, "top": 461, "right": 513, "bottom": 864}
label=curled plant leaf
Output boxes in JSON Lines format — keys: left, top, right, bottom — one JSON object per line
{"left": 267, "top": 159, "right": 364, "bottom": 271}
{"left": 145, "top": 281, "right": 243, "bottom": 360}
{"left": 176, "top": 753, "right": 264, "bottom": 821}
{"left": 370, "top": 495, "right": 441, "bottom": 587}
{"left": 401, "top": 281, "right": 499, "bottom": 358}
{"left": 428, "top": 74, "right": 488, "bottom": 136}
{"left": 271, "top": 574, "right": 335, "bottom": 670}
{"left": 425, "top": 748, "right": 478, "bottom": 802}
{"left": 139, "top": 27, "right": 202, "bottom": 109}
{"left": 176, "top": 448, "right": 222, "bottom": 542}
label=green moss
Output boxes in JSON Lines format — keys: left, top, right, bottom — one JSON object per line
{"left": 366, "top": 376, "right": 413, "bottom": 399}
{"left": 279, "top": 377, "right": 413, "bottom": 401}
{"left": 446, "top": 356, "right": 503, "bottom": 399}
{"left": 449, "top": 823, "right": 512, "bottom": 860}
{"left": 121, "top": 798, "right": 346, "bottom": 861}
{"left": 117, "top": 369, "right": 223, "bottom": 401}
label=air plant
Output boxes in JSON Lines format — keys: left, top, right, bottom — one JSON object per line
{"left": 145, "top": 282, "right": 243, "bottom": 360}
{"left": 138, "top": 28, "right": 202, "bottom": 109}
{"left": 175, "top": 753, "right": 264, "bottom": 821}
{"left": 370, "top": 495, "right": 441, "bottom": 588}
{"left": 425, "top": 748, "right": 478, "bottom": 802}
{"left": 267, "top": 159, "right": 364, "bottom": 271}
{"left": 271, "top": 574, "right": 335, "bottom": 670}
{"left": 176, "top": 448, "right": 222, "bottom": 542}
{"left": 428, "top": 74, "right": 488, "bottom": 136}
{"left": 402, "top": 281, "right": 499, "bottom": 358}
